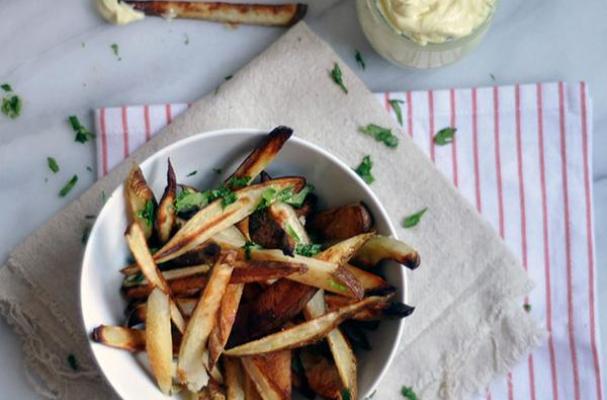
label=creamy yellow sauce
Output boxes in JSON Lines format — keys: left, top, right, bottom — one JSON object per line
{"left": 378, "top": 0, "right": 495, "bottom": 45}
{"left": 96, "top": 0, "right": 145, "bottom": 25}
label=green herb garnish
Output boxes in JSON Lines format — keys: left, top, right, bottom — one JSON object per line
{"left": 67, "top": 354, "right": 79, "bottom": 371}
{"left": 255, "top": 186, "right": 294, "bottom": 210}
{"left": 354, "top": 155, "right": 374, "bottom": 184}
{"left": 341, "top": 388, "right": 352, "bottom": 400}
{"left": 110, "top": 43, "right": 121, "bottom": 60}
{"left": 490, "top": 73, "right": 496, "bottom": 81}
{"left": 137, "top": 200, "right": 155, "bottom": 227}
{"left": 243, "top": 241, "right": 261, "bottom": 260}
{"left": 523, "top": 303, "right": 532, "bottom": 312}
{"left": 81, "top": 225, "right": 91, "bottom": 245}
{"left": 327, "top": 278, "right": 348, "bottom": 293}
{"left": 285, "top": 224, "right": 300, "bottom": 242}
{"left": 295, "top": 243, "right": 322, "bottom": 257}
{"left": 360, "top": 124, "right": 398, "bottom": 148}
{"left": 285, "top": 184, "right": 314, "bottom": 208}
{"left": 47, "top": 157, "right": 59, "bottom": 173}
{"left": 355, "top": 50, "right": 366, "bottom": 70}
{"left": 186, "top": 170, "right": 197, "bottom": 177}
{"left": 402, "top": 208, "right": 427, "bottom": 228}
{"left": 225, "top": 176, "right": 249, "bottom": 189}
{"left": 86, "top": 166, "right": 93, "bottom": 172}
{"left": 1, "top": 95, "right": 22, "bottom": 119}
{"left": 330, "top": 63, "right": 348, "bottom": 94}
{"left": 1, "top": 83, "right": 12, "bottom": 92}
{"left": 184, "top": 34, "right": 190, "bottom": 45}
{"left": 434, "top": 127, "right": 456, "bottom": 145}
{"left": 174, "top": 190, "right": 210, "bottom": 213}
{"left": 59, "top": 175, "right": 78, "bottom": 197}
{"left": 68, "top": 115, "right": 95, "bottom": 143}
{"left": 225, "top": 75, "right": 233, "bottom": 81}
{"left": 101, "top": 190, "right": 107, "bottom": 204}
{"left": 389, "top": 99, "right": 405, "bottom": 126}
{"left": 85, "top": 214, "right": 96, "bottom": 220}
{"left": 401, "top": 386, "right": 418, "bottom": 400}
{"left": 213, "top": 168, "right": 222, "bottom": 175}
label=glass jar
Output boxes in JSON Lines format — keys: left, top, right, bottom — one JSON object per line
{"left": 357, "top": 0, "right": 497, "bottom": 69}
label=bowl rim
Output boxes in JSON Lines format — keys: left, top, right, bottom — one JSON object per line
{"left": 80, "top": 127, "right": 406, "bottom": 399}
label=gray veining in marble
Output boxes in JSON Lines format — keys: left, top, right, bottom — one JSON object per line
{"left": 1, "top": 0, "right": 606, "bottom": 397}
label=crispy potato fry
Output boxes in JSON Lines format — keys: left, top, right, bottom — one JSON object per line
{"left": 315, "top": 233, "right": 374, "bottom": 266}
{"left": 309, "top": 203, "right": 372, "bottom": 241}
{"left": 154, "top": 178, "right": 305, "bottom": 263}
{"left": 146, "top": 288, "right": 173, "bottom": 394}
{"left": 225, "top": 357, "right": 246, "bottom": 400}
{"left": 127, "top": 1, "right": 307, "bottom": 27}
{"left": 236, "top": 218, "right": 251, "bottom": 241}
{"left": 300, "top": 351, "right": 344, "bottom": 399}
{"left": 243, "top": 369, "right": 263, "bottom": 400}
{"left": 268, "top": 201, "right": 310, "bottom": 247}
{"left": 249, "top": 208, "right": 292, "bottom": 252}
{"left": 354, "top": 235, "right": 420, "bottom": 270}
{"left": 248, "top": 249, "right": 363, "bottom": 298}
{"left": 247, "top": 279, "right": 317, "bottom": 338}
{"left": 208, "top": 283, "right": 244, "bottom": 369}
{"left": 343, "top": 263, "right": 391, "bottom": 292}
{"left": 128, "top": 297, "right": 199, "bottom": 326}
{"left": 123, "top": 264, "right": 211, "bottom": 288}
{"left": 304, "top": 291, "right": 357, "bottom": 399}
{"left": 156, "top": 159, "right": 177, "bottom": 244}
{"left": 232, "top": 260, "right": 307, "bottom": 283}
{"left": 91, "top": 325, "right": 145, "bottom": 352}
{"left": 212, "top": 226, "right": 248, "bottom": 249}
{"left": 227, "top": 126, "right": 292, "bottom": 183}
{"left": 224, "top": 296, "right": 385, "bottom": 356}
{"left": 125, "top": 165, "right": 156, "bottom": 239}
{"left": 126, "top": 223, "right": 186, "bottom": 332}
{"left": 178, "top": 252, "right": 235, "bottom": 392}
{"left": 241, "top": 351, "right": 291, "bottom": 400}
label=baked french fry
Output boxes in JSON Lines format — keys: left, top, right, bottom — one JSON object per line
{"left": 236, "top": 218, "right": 251, "bottom": 241}
{"left": 146, "top": 287, "right": 173, "bottom": 394}
{"left": 125, "top": 165, "right": 156, "bottom": 240}
{"left": 178, "top": 252, "right": 235, "bottom": 392}
{"left": 127, "top": 2, "right": 307, "bottom": 27}
{"left": 353, "top": 235, "right": 420, "bottom": 270}
{"left": 225, "top": 357, "right": 246, "bottom": 400}
{"left": 304, "top": 291, "right": 357, "bottom": 400}
{"left": 249, "top": 208, "right": 292, "bottom": 252}
{"left": 343, "top": 263, "right": 391, "bottom": 292}
{"left": 154, "top": 177, "right": 305, "bottom": 263}
{"left": 208, "top": 283, "right": 244, "bottom": 369}
{"left": 300, "top": 350, "right": 344, "bottom": 400}
{"left": 243, "top": 368, "right": 263, "bottom": 400}
{"left": 308, "top": 203, "right": 372, "bottom": 241}
{"left": 241, "top": 351, "right": 291, "bottom": 400}
{"left": 268, "top": 201, "right": 310, "bottom": 247}
{"left": 315, "top": 233, "right": 375, "bottom": 266}
{"left": 123, "top": 264, "right": 211, "bottom": 288}
{"left": 211, "top": 226, "right": 247, "bottom": 249}
{"left": 128, "top": 297, "right": 199, "bottom": 326}
{"left": 156, "top": 159, "right": 177, "bottom": 244}
{"left": 91, "top": 325, "right": 145, "bottom": 352}
{"left": 231, "top": 260, "right": 307, "bottom": 283}
{"left": 224, "top": 296, "right": 386, "bottom": 356}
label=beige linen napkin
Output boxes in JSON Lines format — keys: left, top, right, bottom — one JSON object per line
{"left": 0, "top": 22, "right": 543, "bottom": 399}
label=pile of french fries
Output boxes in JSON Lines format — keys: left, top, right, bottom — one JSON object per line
{"left": 91, "top": 127, "right": 420, "bottom": 399}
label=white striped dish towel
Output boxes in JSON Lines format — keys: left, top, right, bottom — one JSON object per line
{"left": 94, "top": 81, "right": 603, "bottom": 400}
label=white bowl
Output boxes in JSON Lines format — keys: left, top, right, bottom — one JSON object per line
{"left": 81, "top": 128, "right": 406, "bottom": 399}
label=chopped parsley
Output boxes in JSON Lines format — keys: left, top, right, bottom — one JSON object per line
{"left": 329, "top": 63, "right": 348, "bottom": 94}
{"left": 110, "top": 43, "right": 121, "bottom": 60}
{"left": 355, "top": 50, "right": 366, "bottom": 70}
{"left": 354, "top": 155, "right": 374, "bottom": 184}
{"left": 523, "top": 303, "right": 532, "bottom": 313}
{"left": 186, "top": 170, "right": 197, "bottom": 177}
{"left": 389, "top": 99, "right": 405, "bottom": 126}
{"left": 433, "top": 127, "right": 456, "bottom": 145}
{"left": 225, "top": 176, "right": 249, "bottom": 189}
{"left": 242, "top": 240, "right": 261, "bottom": 260}
{"left": 101, "top": 190, "right": 107, "bottom": 204}
{"left": 255, "top": 186, "right": 295, "bottom": 210}
{"left": 67, "top": 354, "right": 79, "bottom": 371}
{"left": 184, "top": 33, "right": 190, "bottom": 45}
{"left": 341, "top": 388, "right": 352, "bottom": 400}
{"left": 137, "top": 200, "right": 155, "bottom": 227}
{"left": 285, "top": 224, "right": 300, "bottom": 242}
{"left": 225, "top": 75, "right": 233, "bottom": 81}
{"left": 81, "top": 225, "right": 91, "bottom": 245}
{"left": 490, "top": 73, "right": 496, "bottom": 81}
{"left": 401, "top": 386, "right": 418, "bottom": 400}
{"left": 1, "top": 95, "right": 22, "bottom": 119}
{"left": 174, "top": 190, "right": 210, "bottom": 213}
{"left": 327, "top": 278, "right": 348, "bottom": 293}
{"left": 1, "top": 83, "right": 11, "bottom": 92}
{"left": 85, "top": 214, "right": 96, "bottom": 220}
{"left": 47, "top": 157, "right": 59, "bottom": 173}
{"left": 213, "top": 168, "right": 222, "bottom": 175}
{"left": 285, "top": 184, "right": 313, "bottom": 207}
{"left": 295, "top": 243, "right": 322, "bottom": 257}
{"left": 402, "top": 208, "right": 427, "bottom": 228}
{"left": 59, "top": 175, "right": 78, "bottom": 197}
{"left": 360, "top": 124, "right": 398, "bottom": 148}
{"left": 68, "top": 115, "right": 95, "bottom": 143}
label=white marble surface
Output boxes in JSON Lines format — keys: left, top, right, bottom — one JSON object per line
{"left": 1, "top": 0, "right": 606, "bottom": 397}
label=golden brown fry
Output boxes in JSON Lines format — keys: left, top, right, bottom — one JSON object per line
{"left": 308, "top": 202, "right": 372, "bottom": 241}
{"left": 224, "top": 296, "right": 386, "bottom": 356}
{"left": 125, "top": 223, "right": 186, "bottom": 332}
{"left": 343, "top": 263, "right": 391, "bottom": 292}
{"left": 154, "top": 178, "right": 305, "bottom": 263}
{"left": 315, "top": 233, "right": 375, "bottom": 266}
{"left": 304, "top": 291, "right": 357, "bottom": 399}
{"left": 208, "top": 283, "right": 244, "bottom": 369}
{"left": 243, "top": 368, "right": 263, "bottom": 400}
{"left": 155, "top": 159, "right": 177, "bottom": 244}
{"left": 211, "top": 226, "right": 248, "bottom": 249}
{"left": 128, "top": 297, "right": 199, "bottom": 326}
{"left": 249, "top": 208, "right": 292, "bottom": 252}
{"left": 241, "top": 351, "right": 291, "bottom": 400}
{"left": 300, "top": 351, "right": 344, "bottom": 400}
{"left": 268, "top": 201, "right": 310, "bottom": 246}
{"left": 236, "top": 217, "right": 251, "bottom": 241}
{"left": 125, "top": 165, "right": 156, "bottom": 240}
{"left": 354, "top": 235, "right": 420, "bottom": 270}
{"left": 225, "top": 357, "right": 246, "bottom": 400}
{"left": 248, "top": 249, "right": 362, "bottom": 298}
{"left": 178, "top": 252, "right": 235, "bottom": 392}
{"left": 127, "top": 2, "right": 307, "bottom": 27}
{"left": 227, "top": 126, "right": 292, "bottom": 183}
{"left": 123, "top": 264, "right": 211, "bottom": 288}
{"left": 146, "top": 288, "right": 173, "bottom": 394}
{"left": 231, "top": 260, "right": 307, "bottom": 283}
{"left": 91, "top": 325, "right": 145, "bottom": 352}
